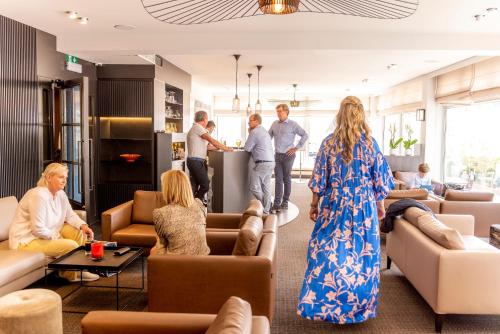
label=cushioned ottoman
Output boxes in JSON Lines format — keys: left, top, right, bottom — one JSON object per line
{"left": 0, "top": 288, "right": 62, "bottom": 334}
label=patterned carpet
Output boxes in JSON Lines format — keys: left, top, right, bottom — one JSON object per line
{"left": 29, "top": 181, "right": 500, "bottom": 333}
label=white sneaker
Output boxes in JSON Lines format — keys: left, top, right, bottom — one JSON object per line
{"left": 68, "top": 270, "right": 100, "bottom": 282}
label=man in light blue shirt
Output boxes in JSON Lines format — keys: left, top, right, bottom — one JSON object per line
{"left": 244, "top": 113, "right": 275, "bottom": 214}
{"left": 269, "top": 104, "right": 308, "bottom": 213}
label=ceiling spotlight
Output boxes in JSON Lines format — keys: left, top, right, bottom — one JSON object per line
{"left": 486, "top": 7, "right": 498, "bottom": 12}
{"left": 474, "top": 14, "right": 484, "bottom": 21}
{"left": 114, "top": 24, "right": 136, "bottom": 31}
{"left": 362, "top": 78, "right": 368, "bottom": 84}
{"left": 78, "top": 17, "right": 89, "bottom": 25}
{"left": 66, "top": 11, "right": 78, "bottom": 19}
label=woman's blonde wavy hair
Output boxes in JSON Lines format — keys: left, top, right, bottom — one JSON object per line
{"left": 333, "top": 96, "right": 373, "bottom": 164}
{"left": 37, "top": 163, "right": 68, "bottom": 187}
{"left": 161, "top": 170, "right": 194, "bottom": 208}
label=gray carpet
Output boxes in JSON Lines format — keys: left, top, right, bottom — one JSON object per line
{"left": 29, "top": 181, "right": 500, "bottom": 333}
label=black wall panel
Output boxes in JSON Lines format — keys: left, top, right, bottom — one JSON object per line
{"left": 0, "top": 15, "right": 39, "bottom": 199}
{"left": 97, "top": 80, "right": 153, "bottom": 117}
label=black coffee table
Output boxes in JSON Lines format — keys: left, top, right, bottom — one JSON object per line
{"left": 46, "top": 246, "right": 144, "bottom": 312}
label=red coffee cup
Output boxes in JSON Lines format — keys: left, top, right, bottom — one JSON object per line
{"left": 91, "top": 241, "right": 104, "bottom": 260}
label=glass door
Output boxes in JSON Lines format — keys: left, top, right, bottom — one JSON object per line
{"left": 60, "top": 77, "right": 91, "bottom": 209}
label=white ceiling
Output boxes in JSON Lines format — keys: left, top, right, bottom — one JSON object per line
{"left": 2, "top": 0, "right": 500, "bottom": 98}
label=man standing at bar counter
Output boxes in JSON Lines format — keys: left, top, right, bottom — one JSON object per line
{"left": 269, "top": 104, "right": 309, "bottom": 213}
{"left": 187, "top": 111, "right": 232, "bottom": 203}
{"left": 244, "top": 113, "right": 275, "bottom": 214}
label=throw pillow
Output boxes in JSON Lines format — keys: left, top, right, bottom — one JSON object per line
{"left": 417, "top": 214, "right": 466, "bottom": 250}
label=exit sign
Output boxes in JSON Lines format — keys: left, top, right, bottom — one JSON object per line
{"left": 65, "top": 54, "right": 79, "bottom": 64}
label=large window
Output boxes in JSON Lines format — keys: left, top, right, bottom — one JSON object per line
{"left": 383, "top": 111, "right": 421, "bottom": 155}
{"left": 213, "top": 113, "right": 336, "bottom": 170}
{"left": 444, "top": 101, "right": 500, "bottom": 195}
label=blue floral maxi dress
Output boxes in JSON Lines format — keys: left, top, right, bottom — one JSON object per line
{"left": 297, "top": 135, "right": 394, "bottom": 324}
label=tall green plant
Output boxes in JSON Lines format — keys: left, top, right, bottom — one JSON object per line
{"left": 388, "top": 123, "right": 403, "bottom": 150}
{"left": 403, "top": 125, "right": 418, "bottom": 150}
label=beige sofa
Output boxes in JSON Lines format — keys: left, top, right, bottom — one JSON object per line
{"left": 0, "top": 196, "right": 46, "bottom": 297}
{"left": 386, "top": 209, "right": 500, "bottom": 332}
{"left": 385, "top": 189, "right": 441, "bottom": 213}
{"left": 435, "top": 190, "right": 500, "bottom": 237}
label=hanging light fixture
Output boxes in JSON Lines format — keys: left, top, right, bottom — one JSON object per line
{"left": 259, "top": 0, "right": 300, "bottom": 15}
{"left": 232, "top": 54, "right": 241, "bottom": 112}
{"left": 246, "top": 73, "right": 253, "bottom": 115}
{"left": 255, "top": 65, "right": 263, "bottom": 114}
{"left": 143, "top": 1, "right": 419, "bottom": 25}
{"left": 290, "top": 84, "right": 300, "bottom": 108}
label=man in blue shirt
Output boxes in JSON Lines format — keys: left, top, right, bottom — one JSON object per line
{"left": 244, "top": 113, "right": 275, "bottom": 214}
{"left": 269, "top": 104, "right": 308, "bottom": 213}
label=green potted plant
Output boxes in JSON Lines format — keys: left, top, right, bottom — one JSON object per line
{"left": 388, "top": 123, "right": 403, "bottom": 155}
{"left": 403, "top": 125, "right": 418, "bottom": 156}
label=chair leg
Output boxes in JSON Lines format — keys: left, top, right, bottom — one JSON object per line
{"left": 387, "top": 256, "right": 392, "bottom": 270}
{"left": 435, "top": 313, "right": 444, "bottom": 333}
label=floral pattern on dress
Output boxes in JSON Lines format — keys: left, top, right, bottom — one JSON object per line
{"left": 297, "top": 134, "right": 394, "bottom": 324}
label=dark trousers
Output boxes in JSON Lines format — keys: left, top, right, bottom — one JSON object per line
{"left": 187, "top": 158, "right": 209, "bottom": 201}
{"left": 274, "top": 153, "right": 295, "bottom": 206}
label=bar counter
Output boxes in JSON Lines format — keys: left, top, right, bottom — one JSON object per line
{"left": 208, "top": 150, "right": 253, "bottom": 213}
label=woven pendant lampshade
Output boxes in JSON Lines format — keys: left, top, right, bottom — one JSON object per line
{"left": 259, "top": 0, "right": 300, "bottom": 15}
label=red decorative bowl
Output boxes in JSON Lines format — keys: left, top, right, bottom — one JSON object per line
{"left": 120, "top": 154, "right": 141, "bottom": 163}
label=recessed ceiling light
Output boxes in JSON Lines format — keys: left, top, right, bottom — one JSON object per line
{"left": 114, "top": 24, "right": 136, "bottom": 31}
{"left": 424, "top": 59, "right": 439, "bottom": 64}
{"left": 66, "top": 11, "right": 78, "bottom": 19}
{"left": 78, "top": 17, "right": 89, "bottom": 25}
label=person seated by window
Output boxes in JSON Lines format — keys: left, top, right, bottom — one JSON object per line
{"left": 9, "top": 163, "right": 99, "bottom": 282}
{"left": 153, "top": 170, "right": 210, "bottom": 255}
{"left": 411, "top": 163, "right": 433, "bottom": 193}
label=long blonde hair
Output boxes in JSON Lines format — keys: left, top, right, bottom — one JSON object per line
{"left": 161, "top": 170, "right": 194, "bottom": 208}
{"left": 333, "top": 96, "right": 372, "bottom": 164}
{"left": 37, "top": 163, "right": 68, "bottom": 187}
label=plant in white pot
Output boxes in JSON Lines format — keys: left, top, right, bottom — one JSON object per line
{"left": 403, "top": 125, "right": 418, "bottom": 156}
{"left": 388, "top": 123, "right": 403, "bottom": 155}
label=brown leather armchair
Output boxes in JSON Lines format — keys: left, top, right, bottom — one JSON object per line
{"left": 148, "top": 229, "right": 277, "bottom": 322}
{"left": 82, "top": 309, "right": 270, "bottom": 334}
{"left": 101, "top": 191, "right": 277, "bottom": 253}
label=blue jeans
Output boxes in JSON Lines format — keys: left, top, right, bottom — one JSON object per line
{"left": 274, "top": 153, "right": 295, "bottom": 206}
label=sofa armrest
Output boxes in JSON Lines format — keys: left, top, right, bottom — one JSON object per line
{"left": 74, "top": 210, "right": 87, "bottom": 222}
{"left": 101, "top": 201, "right": 133, "bottom": 241}
{"left": 82, "top": 311, "right": 214, "bottom": 334}
{"left": 428, "top": 193, "right": 445, "bottom": 203}
{"left": 206, "top": 213, "right": 241, "bottom": 229}
{"left": 435, "top": 214, "right": 475, "bottom": 236}
{"left": 438, "top": 250, "right": 500, "bottom": 314}
{"left": 262, "top": 215, "right": 278, "bottom": 233}
{"left": 148, "top": 254, "right": 273, "bottom": 318}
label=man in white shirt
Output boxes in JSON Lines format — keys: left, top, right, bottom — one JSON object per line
{"left": 187, "top": 111, "right": 232, "bottom": 202}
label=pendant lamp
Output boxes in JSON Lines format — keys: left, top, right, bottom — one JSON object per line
{"left": 246, "top": 73, "right": 253, "bottom": 115}
{"left": 232, "top": 54, "right": 241, "bottom": 112}
{"left": 255, "top": 65, "right": 263, "bottom": 114}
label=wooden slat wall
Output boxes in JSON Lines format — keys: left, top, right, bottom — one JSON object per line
{"left": 0, "top": 15, "right": 39, "bottom": 199}
{"left": 97, "top": 80, "right": 153, "bottom": 117}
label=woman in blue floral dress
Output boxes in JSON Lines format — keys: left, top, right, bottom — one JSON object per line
{"left": 297, "top": 96, "right": 394, "bottom": 324}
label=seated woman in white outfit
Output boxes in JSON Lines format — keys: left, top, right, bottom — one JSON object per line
{"left": 9, "top": 163, "right": 99, "bottom": 282}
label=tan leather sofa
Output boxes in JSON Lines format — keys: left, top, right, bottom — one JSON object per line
{"left": 385, "top": 189, "right": 441, "bottom": 213}
{"left": 101, "top": 191, "right": 277, "bottom": 252}
{"left": 0, "top": 196, "right": 46, "bottom": 297}
{"left": 82, "top": 296, "right": 270, "bottom": 334}
{"left": 394, "top": 171, "right": 445, "bottom": 196}
{"left": 386, "top": 209, "right": 500, "bottom": 332}
{"left": 82, "top": 311, "right": 270, "bottom": 334}
{"left": 148, "top": 226, "right": 277, "bottom": 322}
{"left": 431, "top": 190, "right": 500, "bottom": 237}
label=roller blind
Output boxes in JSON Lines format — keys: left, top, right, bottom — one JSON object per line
{"left": 436, "top": 57, "right": 500, "bottom": 104}
{"left": 377, "top": 78, "right": 423, "bottom": 115}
